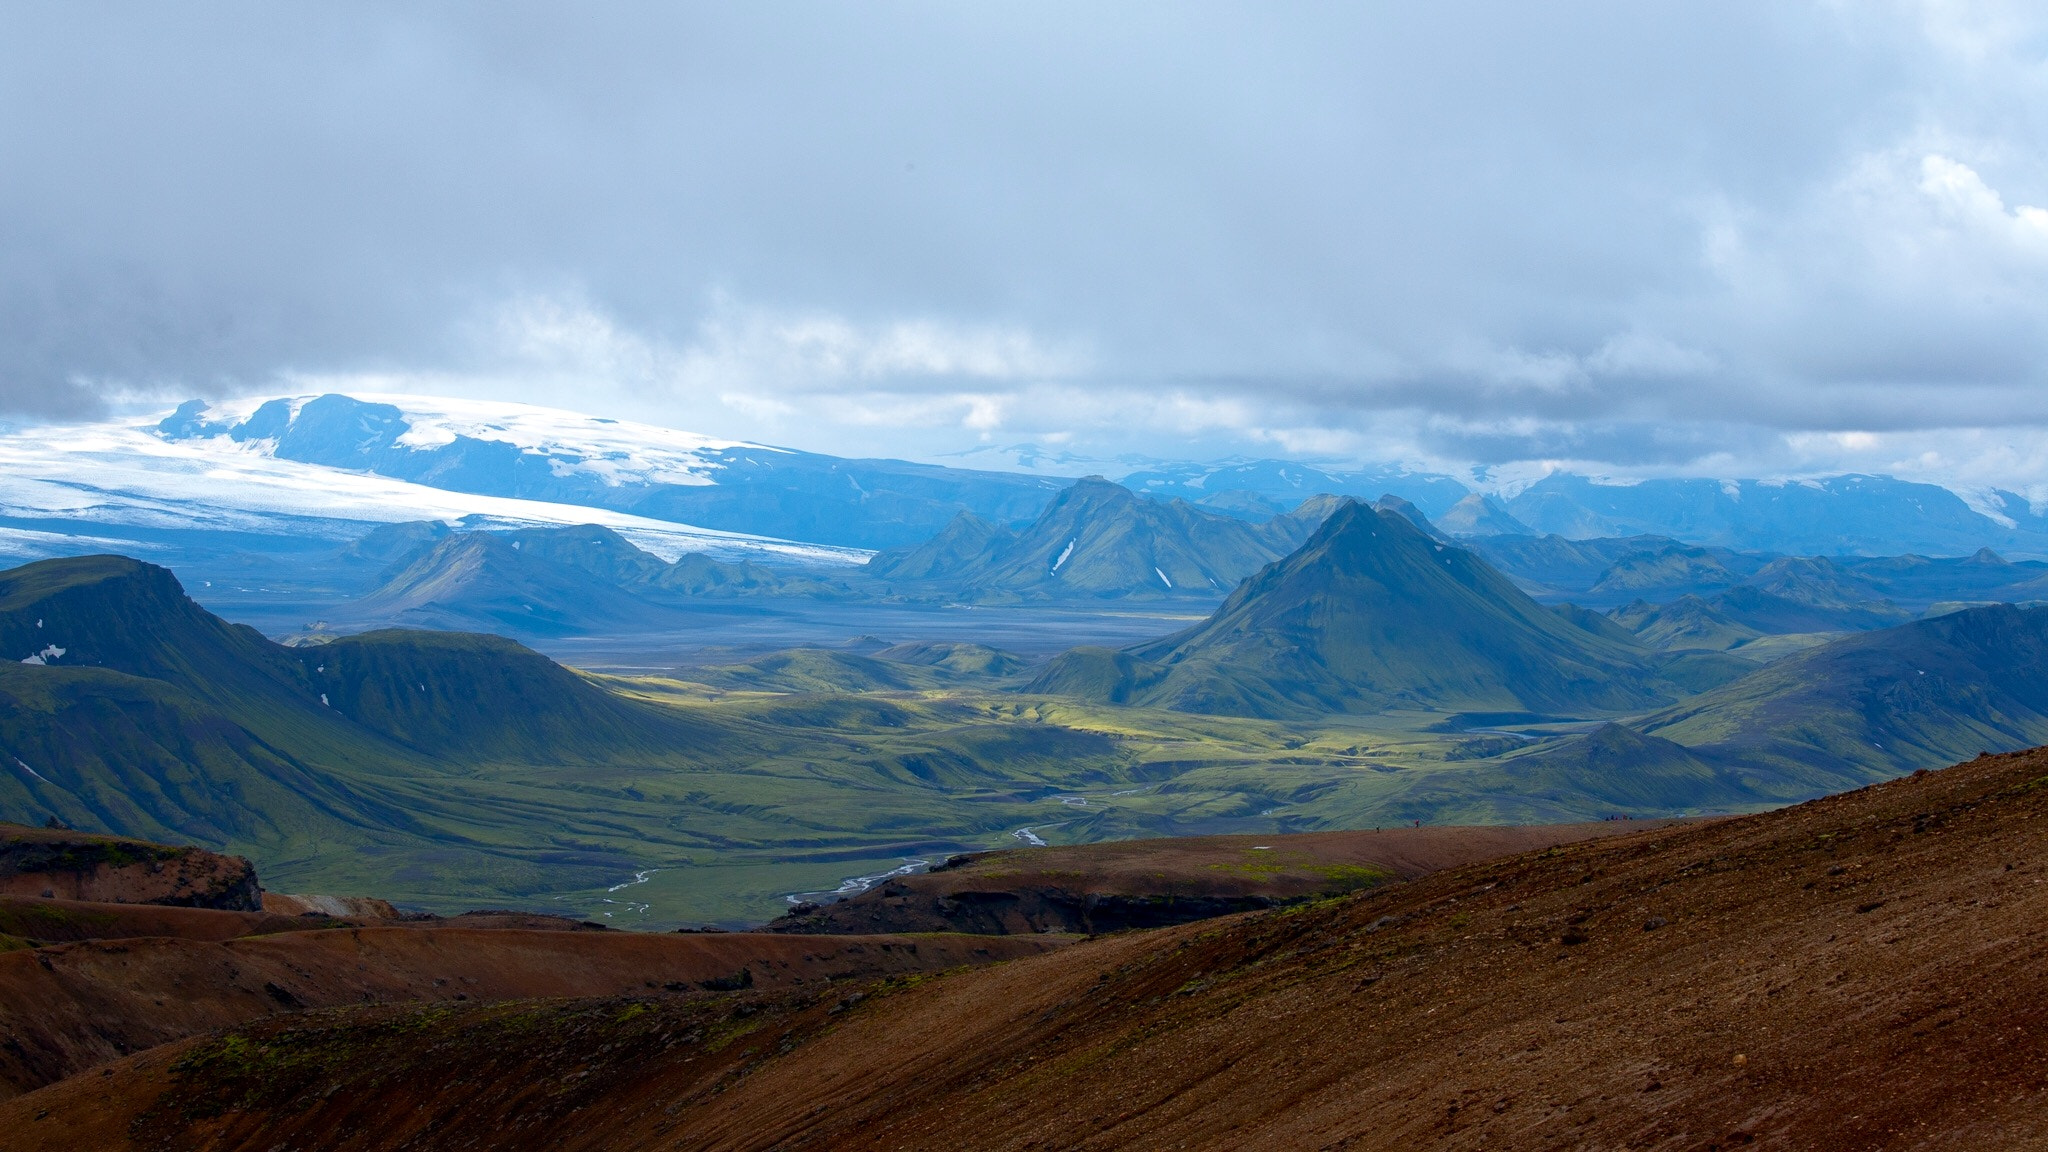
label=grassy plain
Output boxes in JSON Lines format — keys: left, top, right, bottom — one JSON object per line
{"left": 442, "top": 677, "right": 1666, "bottom": 928}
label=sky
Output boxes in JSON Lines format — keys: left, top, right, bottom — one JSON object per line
{"left": 3, "top": 2, "right": 2047, "bottom": 491}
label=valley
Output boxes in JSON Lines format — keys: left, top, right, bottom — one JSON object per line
{"left": 15, "top": 13, "right": 2048, "bottom": 1145}
{"left": 8, "top": 469, "right": 2048, "bottom": 928}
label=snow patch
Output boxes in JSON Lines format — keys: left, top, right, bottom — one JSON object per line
{"left": 12, "top": 758, "right": 47, "bottom": 783}
{"left": 1155, "top": 566, "right": 1172, "bottom": 588}
{"left": 1050, "top": 539, "right": 1076, "bottom": 573}
{"left": 20, "top": 645, "right": 64, "bottom": 665}
{"left": 1955, "top": 486, "right": 2019, "bottom": 529}
{"left": 0, "top": 416, "right": 869, "bottom": 567}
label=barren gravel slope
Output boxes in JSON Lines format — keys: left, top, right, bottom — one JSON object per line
{"left": 7, "top": 748, "right": 2048, "bottom": 1150}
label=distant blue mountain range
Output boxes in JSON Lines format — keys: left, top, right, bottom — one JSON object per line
{"left": 1499, "top": 473, "right": 2048, "bottom": 557}
{"left": 0, "top": 392, "right": 2040, "bottom": 568}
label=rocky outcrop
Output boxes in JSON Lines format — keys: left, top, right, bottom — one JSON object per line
{"left": 0, "top": 824, "right": 260, "bottom": 911}
{"left": 259, "top": 893, "right": 400, "bottom": 919}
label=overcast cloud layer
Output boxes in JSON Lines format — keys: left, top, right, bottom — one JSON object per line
{"left": 3, "top": 2, "right": 2047, "bottom": 490}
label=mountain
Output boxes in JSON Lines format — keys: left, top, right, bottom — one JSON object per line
{"left": 1446, "top": 721, "right": 1740, "bottom": 816}
{"left": 1586, "top": 544, "right": 1749, "bottom": 597}
{"left": 1611, "top": 594, "right": 1765, "bottom": 651}
{"left": 1364, "top": 494, "right": 1450, "bottom": 542}
{"left": 1604, "top": 554, "right": 1916, "bottom": 653}
{"left": 1044, "top": 501, "right": 1672, "bottom": 718}
{"left": 332, "top": 522, "right": 866, "bottom": 636}
{"left": 0, "top": 555, "right": 729, "bottom": 835}
{"left": 0, "top": 555, "right": 1191, "bottom": 924}
{"left": 149, "top": 393, "right": 1062, "bottom": 550}
{"left": 1112, "top": 458, "right": 1470, "bottom": 518}
{"left": 862, "top": 512, "right": 1014, "bottom": 582}
{"left": 1463, "top": 533, "right": 1680, "bottom": 598}
{"left": 347, "top": 532, "right": 681, "bottom": 635}
{"left": 1546, "top": 602, "right": 1644, "bottom": 647}
{"left": 863, "top": 477, "right": 1315, "bottom": 600}
{"left": 1711, "top": 584, "right": 1910, "bottom": 634}
{"left": 1433, "top": 492, "right": 1532, "bottom": 537}
{"left": 0, "top": 400, "right": 873, "bottom": 585}
{"left": 1504, "top": 472, "right": 2048, "bottom": 557}
{"left": 1637, "top": 603, "right": 2048, "bottom": 782}
{"left": 0, "top": 554, "right": 764, "bottom": 905}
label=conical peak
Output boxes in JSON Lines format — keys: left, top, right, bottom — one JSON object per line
{"left": 1051, "top": 476, "right": 1137, "bottom": 509}
{"left": 1303, "top": 498, "right": 1433, "bottom": 555}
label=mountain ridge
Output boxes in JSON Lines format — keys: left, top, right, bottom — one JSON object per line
{"left": 1047, "top": 501, "right": 1675, "bottom": 718}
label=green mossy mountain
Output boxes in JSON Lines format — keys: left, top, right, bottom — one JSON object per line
{"left": 351, "top": 524, "right": 854, "bottom": 634}
{"left": 1384, "top": 722, "right": 1741, "bottom": 823}
{"left": 1080, "top": 502, "right": 1674, "bottom": 718}
{"left": 1588, "top": 545, "right": 1740, "bottom": 596}
{"left": 0, "top": 556, "right": 733, "bottom": 901}
{"left": 864, "top": 477, "right": 1320, "bottom": 600}
{"left": 1548, "top": 602, "right": 1647, "bottom": 647}
{"left": 1463, "top": 533, "right": 1681, "bottom": 598}
{"left": 1613, "top": 594, "right": 1765, "bottom": 651}
{"left": 1610, "top": 556, "right": 1915, "bottom": 654}
{"left": 1640, "top": 603, "right": 2048, "bottom": 780}
{"left": 0, "top": 555, "right": 1177, "bottom": 922}
{"left": 864, "top": 511, "right": 1015, "bottom": 582}
{"left": 294, "top": 629, "right": 716, "bottom": 763}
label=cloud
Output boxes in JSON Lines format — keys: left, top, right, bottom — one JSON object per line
{"left": 5, "top": 3, "right": 2048, "bottom": 485}
{"left": 671, "top": 298, "right": 1086, "bottom": 395}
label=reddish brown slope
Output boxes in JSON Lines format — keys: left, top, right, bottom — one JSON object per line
{"left": 9, "top": 748, "right": 2048, "bottom": 1150}
{"left": 0, "top": 926, "right": 1060, "bottom": 1100}
{"left": 0, "top": 895, "right": 330, "bottom": 945}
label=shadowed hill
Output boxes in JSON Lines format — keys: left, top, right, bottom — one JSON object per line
{"left": 0, "top": 556, "right": 730, "bottom": 901}
{"left": 348, "top": 532, "right": 677, "bottom": 634}
{"left": 0, "top": 555, "right": 304, "bottom": 707}
{"left": 1641, "top": 602, "right": 2048, "bottom": 778}
{"left": 1383, "top": 604, "right": 2048, "bottom": 824}
{"left": 292, "top": 629, "right": 718, "bottom": 763}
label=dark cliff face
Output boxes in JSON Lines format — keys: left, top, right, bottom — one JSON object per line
{"left": 765, "top": 880, "right": 1285, "bottom": 937}
{"left": 0, "top": 824, "right": 261, "bottom": 911}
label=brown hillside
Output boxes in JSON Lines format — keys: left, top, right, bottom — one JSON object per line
{"left": 0, "top": 895, "right": 618, "bottom": 948}
{"left": 7, "top": 746, "right": 2047, "bottom": 1150}
{"left": 770, "top": 820, "right": 1687, "bottom": 935}
{"left": 0, "top": 926, "right": 1062, "bottom": 1100}
{"left": 0, "top": 895, "right": 336, "bottom": 946}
